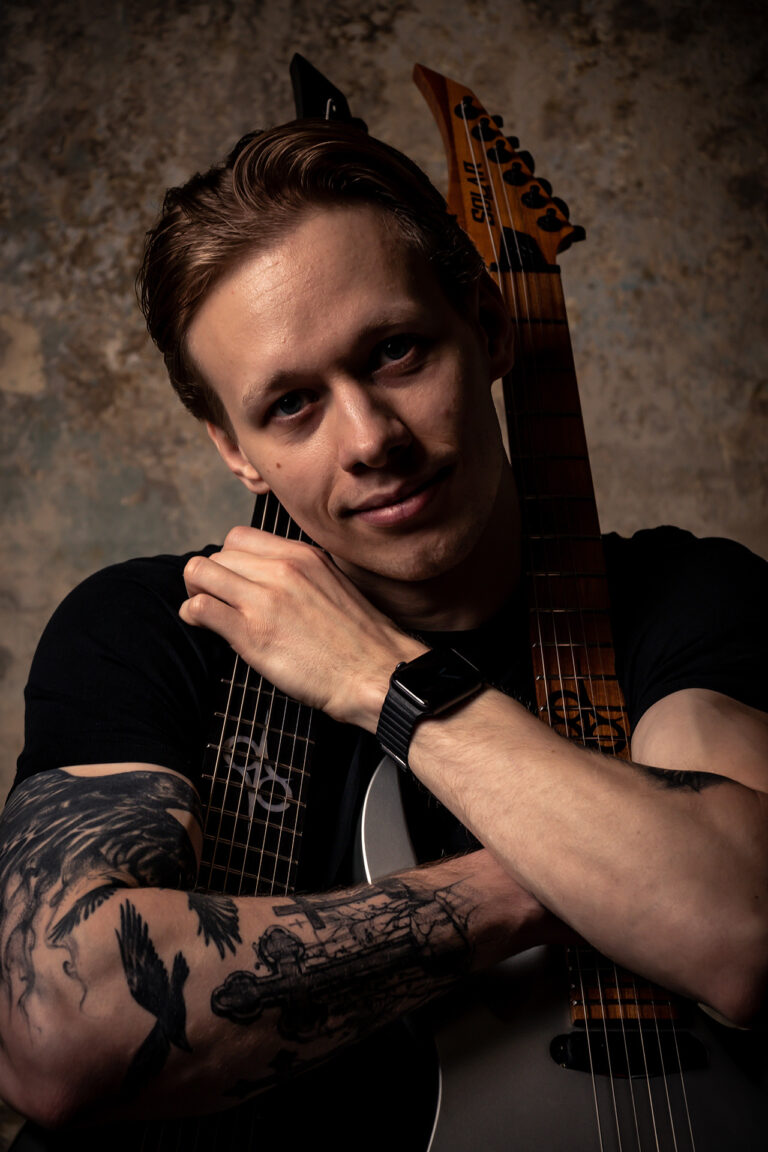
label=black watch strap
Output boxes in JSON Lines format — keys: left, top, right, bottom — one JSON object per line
{"left": 376, "top": 648, "right": 483, "bottom": 771}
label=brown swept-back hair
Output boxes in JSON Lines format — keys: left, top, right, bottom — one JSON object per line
{"left": 137, "top": 120, "right": 485, "bottom": 430}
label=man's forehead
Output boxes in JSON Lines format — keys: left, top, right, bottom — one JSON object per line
{"left": 187, "top": 203, "right": 457, "bottom": 401}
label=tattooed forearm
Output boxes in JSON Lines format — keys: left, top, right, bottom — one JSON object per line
{"left": 211, "top": 876, "right": 474, "bottom": 1053}
{"left": 116, "top": 900, "right": 191, "bottom": 1098}
{"left": 0, "top": 768, "right": 201, "bottom": 1013}
{"left": 639, "top": 764, "right": 729, "bottom": 792}
{"left": 189, "top": 892, "right": 242, "bottom": 958}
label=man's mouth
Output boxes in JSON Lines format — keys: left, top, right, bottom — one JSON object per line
{"left": 347, "top": 466, "right": 452, "bottom": 527}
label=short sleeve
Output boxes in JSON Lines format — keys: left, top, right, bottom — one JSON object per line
{"left": 14, "top": 549, "right": 229, "bottom": 789}
{"left": 604, "top": 527, "right": 768, "bottom": 731}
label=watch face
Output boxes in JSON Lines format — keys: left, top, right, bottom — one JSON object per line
{"left": 396, "top": 649, "right": 481, "bottom": 711}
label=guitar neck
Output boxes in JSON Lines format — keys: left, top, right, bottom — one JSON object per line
{"left": 503, "top": 267, "right": 629, "bottom": 756}
{"left": 197, "top": 490, "right": 316, "bottom": 899}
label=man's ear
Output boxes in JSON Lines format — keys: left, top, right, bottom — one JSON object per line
{"left": 476, "top": 273, "right": 515, "bottom": 381}
{"left": 205, "top": 422, "right": 270, "bottom": 495}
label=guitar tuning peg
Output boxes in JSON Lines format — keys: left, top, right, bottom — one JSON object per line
{"left": 517, "top": 149, "right": 535, "bottom": 173}
{"left": 471, "top": 116, "right": 503, "bottom": 142}
{"left": 492, "top": 114, "right": 504, "bottom": 127}
{"left": 552, "top": 196, "right": 570, "bottom": 220}
{"left": 537, "top": 177, "right": 553, "bottom": 197}
{"left": 453, "top": 95, "right": 483, "bottom": 121}
{"left": 506, "top": 134, "right": 520, "bottom": 149}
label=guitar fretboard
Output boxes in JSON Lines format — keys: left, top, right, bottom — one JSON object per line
{"left": 197, "top": 490, "right": 315, "bottom": 899}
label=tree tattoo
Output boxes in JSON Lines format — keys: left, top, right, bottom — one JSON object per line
{"left": 0, "top": 768, "right": 200, "bottom": 1015}
{"left": 116, "top": 900, "right": 191, "bottom": 1098}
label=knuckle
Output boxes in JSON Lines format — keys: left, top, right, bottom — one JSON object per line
{"left": 186, "top": 592, "right": 210, "bottom": 620}
{"left": 273, "top": 557, "right": 298, "bottom": 584}
{"left": 184, "top": 556, "right": 202, "bottom": 581}
{"left": 225, "top": 525, "right": 251, "bottom": 550}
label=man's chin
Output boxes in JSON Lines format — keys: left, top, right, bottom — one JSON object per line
{"left": 331, "top": 531, "right": 480, "bottom": 590}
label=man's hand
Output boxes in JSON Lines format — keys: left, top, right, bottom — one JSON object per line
{"left": 180, "top": 526, "right": 425, "bottom": 730}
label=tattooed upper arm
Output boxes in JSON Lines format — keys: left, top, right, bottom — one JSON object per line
{"left": 636, "top": 763, "right": 728, "bottom": 792}
{"left": 0, "top": 766, "right": 201, "bottom": 1018}
{"left": 630, "top": 688, "right": 768, "bottom": 794}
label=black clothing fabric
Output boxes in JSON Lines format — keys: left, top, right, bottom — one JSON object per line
{"left": 10, "top": 526, "right": 768, "bottom": 1150}
{"left": 15, "top": 525, "right": 768, "bottom": 890}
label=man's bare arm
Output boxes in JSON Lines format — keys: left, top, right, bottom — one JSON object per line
{"left": 0, "top": 763, "right": 558, "bottom": 1128}
{"left": 181, "top": 527, "right": 768, "bottom": 1024}
{"left": 407, "top": 685, "right": 768, "bottom": 1024}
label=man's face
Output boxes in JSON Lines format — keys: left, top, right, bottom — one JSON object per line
{"left": 187, "top": 204, "right": 513, "bottom": 598}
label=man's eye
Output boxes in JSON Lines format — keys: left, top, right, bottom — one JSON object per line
{"left": 274, "top": 391, "right": 311, "bottom": 418}
{"left": 379, "top": 335, "right": 416, "bottom": 365}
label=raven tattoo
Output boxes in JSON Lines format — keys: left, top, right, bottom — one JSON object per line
{"left": 188, "top": 892, "right": 242, "bottom": 959}
{"left": 116, "top": 900, "right": 191, "bottom": 1098}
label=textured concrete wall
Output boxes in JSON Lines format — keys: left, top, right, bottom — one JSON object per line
{"left": 1, "top": 0, "right": 766, "bottom": 805}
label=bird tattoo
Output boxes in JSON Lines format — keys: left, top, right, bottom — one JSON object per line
{"left": 116, "top": 900, "right": 192, "bottom": 1098}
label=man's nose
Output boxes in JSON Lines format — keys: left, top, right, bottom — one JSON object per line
{"left": 335, "top": 384, "right": 412, "bottom": 472}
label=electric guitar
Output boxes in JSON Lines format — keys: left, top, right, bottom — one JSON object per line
{"left": 90, "top": 58, "right": 765, "bottom": 1152}
{"left": 355, "top": 64, "right": 768, "bottom": 1151}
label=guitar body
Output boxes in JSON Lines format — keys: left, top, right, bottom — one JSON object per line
{"left": 360, "top": 756, "right": 768, "bottom": 1152}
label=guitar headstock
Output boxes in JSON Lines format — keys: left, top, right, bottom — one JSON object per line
{"left": 413, "top": 64, "right": 584, "bottom": 273}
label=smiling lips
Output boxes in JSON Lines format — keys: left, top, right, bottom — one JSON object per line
{"left": 349, "top": 466, "right": 451, "bottom": 527}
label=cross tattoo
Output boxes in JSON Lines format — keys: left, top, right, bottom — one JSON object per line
{"left": 274, "top": 891, "right": 373, "bottom": 931}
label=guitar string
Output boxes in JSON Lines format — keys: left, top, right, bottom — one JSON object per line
{"left": 247, "top": 493, "right": 290, "bottom": 897}
{"left": 243, "top": 509, "right": 313, "bottom": 902}
{"left": 217, "top": 493, "right": 274, "bottom": 894}
{"left": 538, "top": 250, "right": 645, "bottom": 1148}
{"left": 469, "top": 106, "right": 611, "bottom": 1149}
{"left": 168, "top": 497, "right": 275, "bottom": 1152}
{"left": 257, "top": 681, "right": 295, "bottom": 896}
{"left": 521, "top": 269, "right": 624, "bottom": 1149}
{"left": 202, "top": 491, "right": 271, "bottom": 894}
{"left": 262, "top": 518, "right": 315, "bottom": 901}
{"left": 508, "top": 151, "right": 678, "bottom": 1152}
{"left": 247, "top": 495, "right": 288, "bottom": 898}
{"left": 471, "top": 109, "right": 611, "bottom": 1150}
{"left": 199, "top": 557, "right": 252, "bottom": 894}
{"left": 199, "top": 645, "right": 241, "bottom": 892}
{"left": 650, "top": 984, "right": 681, "bottom": 1152}
{"left": 479, "top": 110, "right": 689, "bottom": 1151}
{"left": 279, "top": 522, "right": 315, "bottom": 896}
{"left": 459, "top": 110, "right": 555, "bottom": 738}
{"left": 667, "top": 997, "right": 696, "bottom": 1150}
{"left": 544, "top": 251, "right": 649, "bottom": 1152}
{"left": 484, "top": 123, "right": 619, "bottom": 1148}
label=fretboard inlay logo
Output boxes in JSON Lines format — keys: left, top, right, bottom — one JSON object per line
{"left": 222, "top": 733, "right": 293, "bottom": 816}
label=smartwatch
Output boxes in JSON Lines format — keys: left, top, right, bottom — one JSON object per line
{"left": 376, "top": 648, "right": 484, "bottom": 770}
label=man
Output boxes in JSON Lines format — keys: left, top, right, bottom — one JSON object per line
{"left": 1, "top": 121, "right": 766, "bottom": 1145}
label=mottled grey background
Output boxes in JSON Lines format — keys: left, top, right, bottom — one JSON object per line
{"left": 1, "top": 0, "right": 766, "bottom": 815}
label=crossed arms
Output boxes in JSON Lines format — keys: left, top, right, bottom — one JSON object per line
{"left": 1, "top": 528, "right": 766, "bottom": 1128}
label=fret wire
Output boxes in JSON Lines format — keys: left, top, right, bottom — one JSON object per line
{"left": 201, "top": 656, "right": 251, "bottom": 890}
{"left": 198, "top": 653, "right": 244, "bottom": 890}
{"left": 256, "top": 687, "right": 295, "bottom": 898}
{"left": 243, "top": 662, "right": 286, "bottom": 895}
{"left": 512, "top": 270, "right": 641, "bottom": 1127}
{"left": 203, "top": 751, "right": 312, "bottom": 775}
{"left": 225, "top": 493, "right": 283, "bottom": 897}
{"left": 219, "top": 674, "right": 276, "bottom": 892}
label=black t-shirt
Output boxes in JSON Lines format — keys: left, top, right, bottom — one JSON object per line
{"left": 15, "top": 525, "right": 768, "bottom": 890}
{"left": 11, "top": 526, "right": 768, "bottom": 1149}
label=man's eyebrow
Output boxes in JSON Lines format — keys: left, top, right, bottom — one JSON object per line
{"left": 240, "top": 309, "right": 430, "bottom": 411}
{"left": 241, "top": 372, "right": 298, "bottom": 411}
